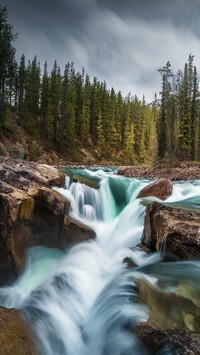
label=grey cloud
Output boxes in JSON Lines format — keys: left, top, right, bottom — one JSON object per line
{"left": 2, "top": 0, "right": 200, "bottom": 101}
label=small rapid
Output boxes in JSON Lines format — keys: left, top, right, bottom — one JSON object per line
{"left": 0, "top": 169, "right": 200, "bottom": 354}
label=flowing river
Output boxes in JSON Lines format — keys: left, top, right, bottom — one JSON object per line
{"left": 1, "top": 168, "right": 200, "bottom": 354}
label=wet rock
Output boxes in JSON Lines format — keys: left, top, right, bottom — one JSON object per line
{"left": 135, "top": 267, "right": 200, "bottom": 351}
{"left": 11, "top": 189, "right": 95, "bottom": 273}
{"left": 72, "top": 174, "right": 100, "bottom": 188}
{"left": 135, "top": 277, "right": 200, "bottom": 352}
{"left": 0, "top": 306, "right": 38, "bottom": 355}
{"left": 60, "top": 215, "right": 96, "bottom": 248}
{"left": 136, "top": 323, "right": 200, "bottom": 354}
{"left": 141, "top": 202, "right": 200, "bottom": 258}
{"left": 0, "top": 159, "right": 96, "bottom": 284}
{"left": 10, "top": 188, "right": 69, "bottom": 273}
{"left": 137, "top": 178, "right": 173, "bottom": 200}
{"left": 136, "top": 277, "right": 200, "bottom": 332}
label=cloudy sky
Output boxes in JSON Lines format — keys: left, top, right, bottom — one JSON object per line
{"left": 2, "top": 0, "right": 200, "bottom": 101}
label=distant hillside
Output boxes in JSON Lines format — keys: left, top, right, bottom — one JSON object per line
{"left": 0, "top": 113, "right": 114, "bottom": 166}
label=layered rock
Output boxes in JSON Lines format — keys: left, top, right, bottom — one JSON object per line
{"left": 0, "top": 159, "right": 95, "bottom": 284}
{"left": 137, "top": 178, "right": 173, "bottom": 200}
{"left": 141, "top": 202, "right": 200, "bottom": 258}
{"left": 0, "top": 158, "right": 65, "bottom": 188}
{"left": 0, "top": 306, "right": 38, "bottom": 355}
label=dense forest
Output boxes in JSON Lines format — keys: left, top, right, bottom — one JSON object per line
{"left": 0, "top": 4, "right": 200, "bottom": 164}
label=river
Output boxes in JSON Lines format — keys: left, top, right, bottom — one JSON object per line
{"left": 0, "top": 168, "right": 200, "bottom": 354}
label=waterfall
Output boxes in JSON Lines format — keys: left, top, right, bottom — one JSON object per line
{"left": 1, "top": 168, "right": 200, "bottom": 354}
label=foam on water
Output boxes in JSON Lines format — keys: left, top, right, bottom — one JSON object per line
{"left": 1, "top": 169, "right": 200, "bottom": 354}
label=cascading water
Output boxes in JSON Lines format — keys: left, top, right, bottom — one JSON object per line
{"left": 1, "top": 169, "right": 200, "bottom": 354}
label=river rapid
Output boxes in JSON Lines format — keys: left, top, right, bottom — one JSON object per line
{"left": 0, "top": 168, "right": 200, "bottom": 354}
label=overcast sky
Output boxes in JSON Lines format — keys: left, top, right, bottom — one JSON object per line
{"left": 2, "top": 0, "right": 200, "bottom": 101}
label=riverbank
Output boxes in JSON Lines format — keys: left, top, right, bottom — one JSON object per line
{"left": 117, "top": 162, "right": 200, "bottom": 180}
{"left": 1, "top": 160, "right": 200, "bottom": 353}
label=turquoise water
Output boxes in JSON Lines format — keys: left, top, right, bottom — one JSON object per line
{"left": 0, "top": 170, "right": 200, "bottom": 354}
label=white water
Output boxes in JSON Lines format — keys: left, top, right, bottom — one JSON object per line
{"left": 1, "top": 170, "right": 200, "bottom": 354}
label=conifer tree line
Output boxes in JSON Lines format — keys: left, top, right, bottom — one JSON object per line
{"left": 157, "top": 56, "right": 200, "bottom": 162}
{"left": 0, "top": 4, "right": 200, "bottom": 164}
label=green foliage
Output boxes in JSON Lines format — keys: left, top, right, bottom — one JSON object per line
{"left": 157, "top": 56, "right": 200, "bottom": 163}
{"left": 3, "top": 5, "right": 200, "bottom": 164}
{"left": 0, "top": 5, "right": 17, "bottom": 124}
{"left": 24, "top": 56, "right": 40, "bottom": 118}
{"left": 28, "top": 141, "right": 40, "bottom": 161}
{"left": 157, "top": 61, "right": 173, "bottom": 159}
{"left": 122, "top": 122, "right": 135, "bottom": 164}
{"left": 17, "top": 54, "right": 26, "bottom": 117}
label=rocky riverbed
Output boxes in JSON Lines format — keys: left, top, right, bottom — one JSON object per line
{"left": 118, "top": 162, "right": 200, "bottom": 180}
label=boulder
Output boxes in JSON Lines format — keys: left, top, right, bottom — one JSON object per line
{"left": 138, "top": 178, "right": 173, "bottom": 200}
{"left": 0, "top": 158, "right": 65, "bottom": 188}
{"left": 136, "top": 277, "right": 200, "bottom": 332}
{"left": 135, "top": 278, "right": 200, "bottom": 353}
{"left": 60, "top": 215, "right": 96, "bottom": 248}
{"left": 10, "top": 187, "right": 70, "bottom": 274}
{"left": 141, "top": 202, "right": 200, "bottom": 258}
{"left": 0, "top": 160, "right": 96, "bottom": 284}
{"left": 0, "top": 306, "right": 38, "bottom": 355}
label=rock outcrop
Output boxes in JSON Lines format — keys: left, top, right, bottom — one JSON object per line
{"left": 135, "top": 277, "right": 200, "bottom": 353}
{"left": 138, "top": 178, "right": 173, "bottom": 200}
{"left": 60, "top": 215, "right": 96, "bottom": 248}
{"left": 136, "top": 323, "right": 200, "bottom": 354}
{"left": 0, "top": 306, "right": 38, "bottom": 355}
{"left": 0, "top": 159, "right": 96, "bottom": 284}
{"left": 0, "top": 158, "right": 65, "bottom": 188}
{"left": 141, "top": 202, "right": 200, "bottom": 258}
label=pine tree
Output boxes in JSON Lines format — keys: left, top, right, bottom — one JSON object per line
{"left": 59, "top": 62, "right": 76, "bottom": 153}
{"left": 97, "top": 109, "right": 105, "bottom": 153}
{"left": 100, "top": 81, "right": 110, "bottom": 153}
{"left": 178, "top": 63, "right": 192, "bottom": 160}
{"left": 130, "top": 95, "right": 146, "bottom": 162}
{"left": 146, "top": 94, "right": 158, "bottom": 162}
{"left": 0, "top": 5, "right": 17, "bottom": 124}
{"left": 40, "top": 61, "right": 54, "bottom": 142}
{"left": 107, "top": 88, "right": 119, "bottom": 151}
{"left": 115, "top": 91, "right": 123, "bottom": 149}
{"left": 122, "top": 95, "right": 135, "bottom": 163}
{"left": 24, "top": 56, "right": 40, "bottom": 118}
{"left": 123, "top": 122, "right": 135, "bottom": 164}
{"left": 80, "top": 74, "right": 91, "bottom": 145}
{"left": 90, "top": 77, "right": 101, "bottom": 144}
{"left": 157, "top": 61, "right": 173, "bottom": 159}
{"left": 17, "top": 54, "right": 26, "bottom": 118}
{"left": 50, "top": 61, "right": 62, "bottom": 148}
{"left": 191, "top": 65, "right": 200, "bottom": 160}
{"left": 74, "top": 68, "right": 84, "bottom": 137}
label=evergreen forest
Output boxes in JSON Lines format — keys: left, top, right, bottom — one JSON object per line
{"left": 0, "top": 4, "right": 200, "bottom": 164}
